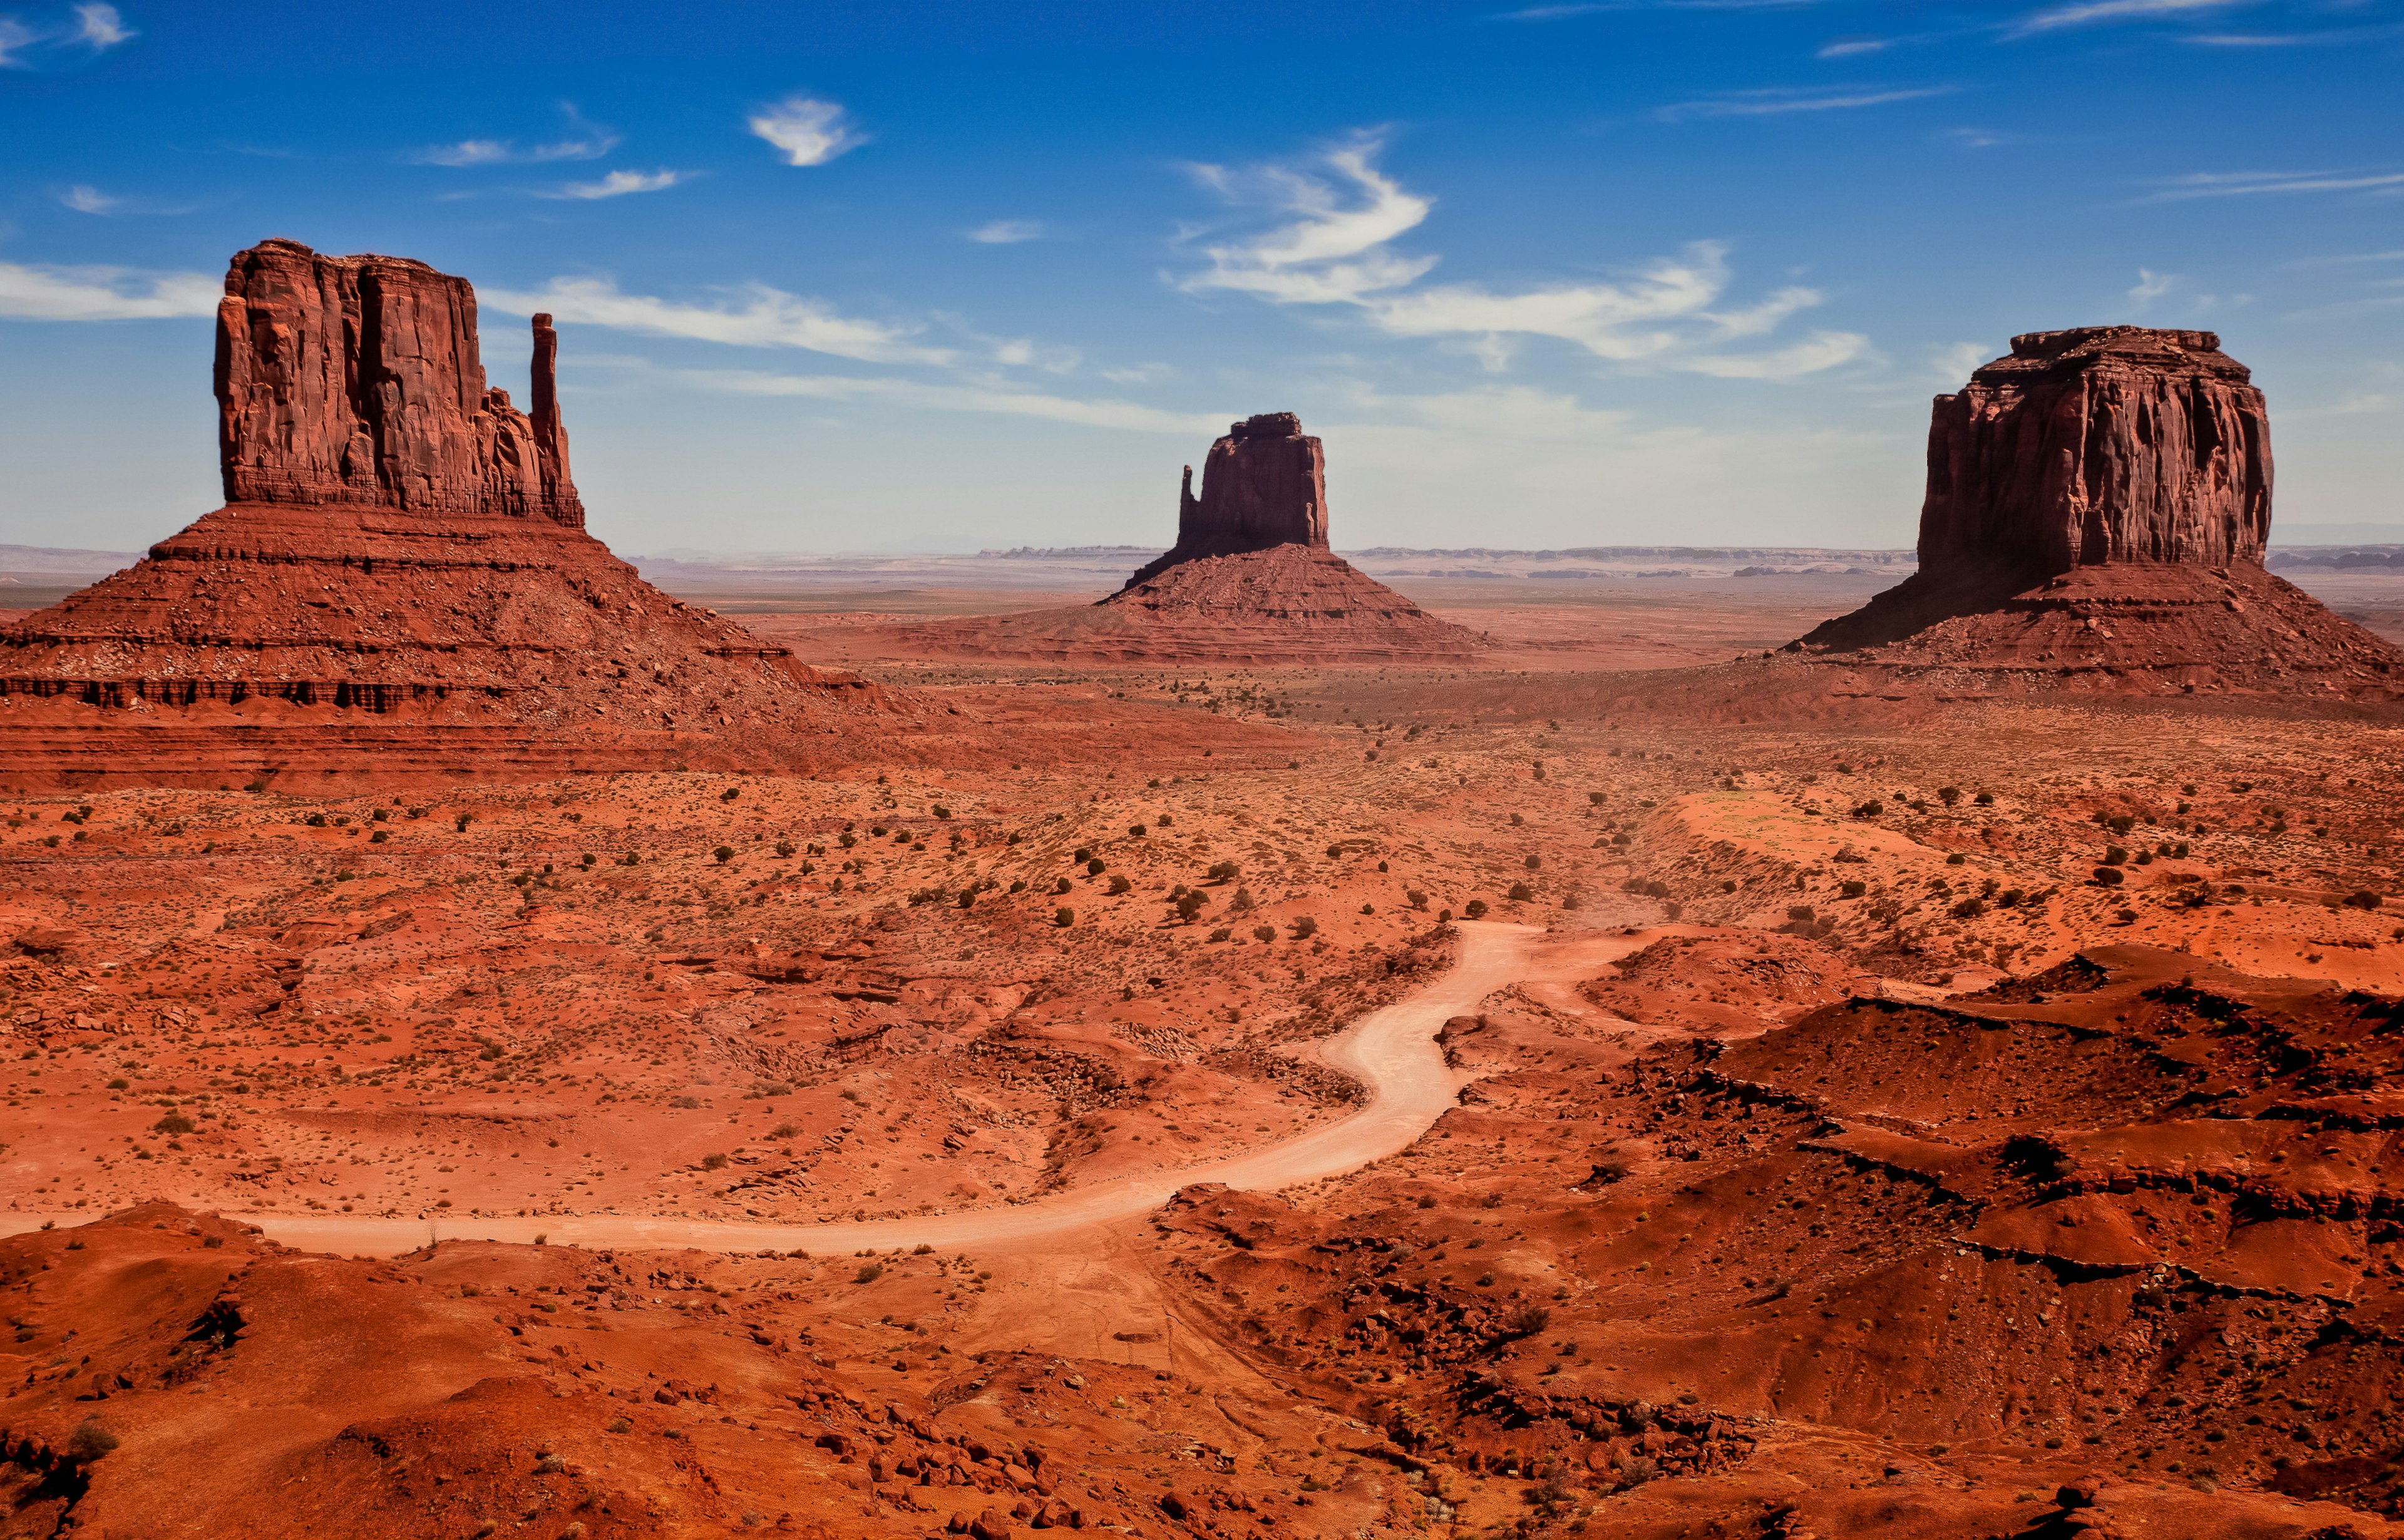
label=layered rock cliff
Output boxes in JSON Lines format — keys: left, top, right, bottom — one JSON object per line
{"left": 0, "top": 239, "right": 902, "bottom": 787}
{"left": 1918, "top": 327, "right": 2269, "bottom": 582}
{"left": 1128, "top": 413, "right": 1330, "bottom": 585}
{"left": 1786, "top": 326, "right": 2400, "bottom": 700}
{"left": 215, "top": 238, "right": 583, "bottom": 527}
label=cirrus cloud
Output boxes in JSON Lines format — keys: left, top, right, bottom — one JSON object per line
{"left": 0, "top": 260, "right": 218, "bottom": 321}
{"left": 1176, "top": 133, "right": 1867, "bottom": 381}
{"left": 484, "top": 275, "right": 953, "bottom": 367}
{"left": 748, "top": 95, "right": 866, "bottom": 167}
{"left": 538, "top": 168, "right": 688, "bottom": 200}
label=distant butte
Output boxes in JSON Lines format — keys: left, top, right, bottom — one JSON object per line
{"left": 827, "top": 411, "right": 1479, "bottom": 665}
{"left": 1787, "top": 326, "right": 2403, "bottom": 700}
{"left": 0, "top": 239, "right": 900, "bottom": 790}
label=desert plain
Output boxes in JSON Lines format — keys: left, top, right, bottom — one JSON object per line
{"left": 4, "top": 557, "right": 2404, "bottom": 1539}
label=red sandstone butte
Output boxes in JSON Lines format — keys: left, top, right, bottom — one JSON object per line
{"left": 1918, "top": 326, "right": 2269, "bottom": 582}
{"left": 0, "top": 239, "right": 900, "bottom": 789}
{"left": 216, "top": 238, "right": 584, "bottom": 527}
{"left": 844, "top": 413, "right": 1479, "bottom": 665}
{"left": 1789, "top": 327, "right": 2403, "bottom": 699}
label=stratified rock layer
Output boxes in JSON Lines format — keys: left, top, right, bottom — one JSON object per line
{"left": 1788, "top": 327, "right": 2403, "bottom": 701}
{"left": 0, "top": 240, "right": 901, "bottom": 788}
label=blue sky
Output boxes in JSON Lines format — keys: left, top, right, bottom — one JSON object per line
{"left": 3, "top": 0, "right": 2400, "bottom": 555}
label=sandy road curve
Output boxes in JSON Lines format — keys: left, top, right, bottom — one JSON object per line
{"left": 6, "top": 922, "right": 1544, "bottom": 1258}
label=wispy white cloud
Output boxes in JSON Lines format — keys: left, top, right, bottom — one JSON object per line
{"left": 1179, "top": 135, "right": 1436, "bottom": 305}
{"left": 412, "top": 104, "right": 619, "bottom": 167}
{"left": 0, "top": 18, "right": 41, "bottom": 65}
{"left": 485, "top": 275, "right": 953, "bottom": 367}
{"left": 1944, "top": 126, "right": 2013, "bottom": 149}
{"left": 1102, "top": 362, "right": 1174, "bottom": 385}
{"left": 538, "top": 168, "right": 687, "bottom": 200}
{"left": 1816, "top": 35, "right": 1893, "bottom": 56}
{"left": 673, "top": 366, "right": 1221, "bottom": 435}
{"left": 748, "top": 95, "right": 865, "bottom": 167}
{"left": 1497, "top": 0, "right": 1822, "bottom": 18}
{"left": 2011, "top": 0, "right": 2252, "bottom": 36}
{"left": 967, "top": 219, "right": 1045, "bottom": 245}
{"left": 73, "top": 3, "right": 130, "bottom": 47}
{"left": 1657, "top": 85, "right": 1954, "bottom": 121}
{"left": 59, "top": 184, "right": 118, "bottom": 213}
{"left": 1931, "top": 341, "right": 1992, "bottom": 383}
{"left": 0, "top": 260, "right": 218, "bottom": 321}
{"left": 2149, "top": 168, "right": 2404, "bottom": 200}
{"left": 1176, "top": 135, "right": 1866, "bottom": 381}
{"left": 2128, "top": 267, "right": 2177, "bottom": 308}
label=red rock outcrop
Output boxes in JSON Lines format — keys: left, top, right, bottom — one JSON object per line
{"left": 0, "top": 239, "right": 904, "bottom": 788}
{"left": 846, "top": 413, "right": 1478, "bottom": 664}
{"left": 1787, "top": 327, "right": 2403, "bottom": 701}
{"left": 1918, "top": 327, "right": 2269, "bottom": 581}
{"left": 1132, "top": 411, "right": 1330, "bottom": 581}
{"left": 217, "top": 238, "right": 583, "bottom": 527}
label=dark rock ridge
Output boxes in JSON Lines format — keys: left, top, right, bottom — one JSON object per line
{"left": 1918, "top": 326, "right": 2268, "bottom": 583}
{"left": 1126, "top": 413, "right": 1329, "bottom": 584}
{"left": 216, "top": 237, "right": 583, "bottom": 528}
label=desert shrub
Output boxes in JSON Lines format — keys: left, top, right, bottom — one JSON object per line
{"left": 1788, "top": 905, "right": 1815, "bottom": 922}
{"left": 1325, "top": 843, "right": 1343, "bottom": 859}
{"left": 776, "top": 841, "right": 795, "bottom": 858}
{"left": 853, "top": 1264, "right": 883, "bottom": 1285}
{"left": 153, "top": 1112, "right": 194, "bottom": 1135}
{"left": 2092, "top": 866, "right": 2125, "bottom": 887}
{"left": 1054, "top": 876, "right": 1072, "bottom": 894}
{"left": 713, "top": 846, "right": 735, "bottom": 865}
{"left": 1938, "top": 786, "right": 1961, "bottom": 806}
{"left": 1851, "top": 800, "right": 1884, "bottom": 819}
{"left": 671, "top": 1094, "right": 702, "bottom": 1109}
{"left": 719, "top": 788, "right": 740, "bottom": 802}
{"left": 702, "top": 1153, "right": 729, "bottom": 1171}
{"left": 1945, "top": 852, "right": 1966, "bottom": 865}
{"left": 1840, "top": 880, "right": 1867, "bottom": 898}
{"left": 1086, "top": 858, "right": 1106, "bottom": 876}
{"left": 1406, "top": 889, "right": 1429, "bottom": 909}
{"left": 65, "top": 1420, "right": 117, "bottom": 1462}
{"left": 1588, "top": 791, "right": 1607, "bottom": 806}
{"left": 1525, "top": 853, "right": 1542, "bottom": 870}
{"left": 1208, "top": 927, "right": 1231, "bottom": 942}
{"left": 1230, "top": 886, "right": 1256, "bottom": 912}
{"left": 1463, "top": 900, "right": 1489, "bottom": 919}
{"left": 1129, "top": 823, "right": 1147, "bottom": 837}
{"left": 1208, "top": 860, "right": 1240, "bottom": 883}
{"left": 769, "top": 1122, "right": 798, "bottom": 1139}
{"left": 1508, "top": 882, "right": 1534, "bottom": 901}
{"left": 106, "top": 1077, "right": 128, "bottom": 1091}
{"left": 305, "top": 812, "right": 327, "bottom": 828}
{"left": 1951, "top": 896, "right": 1987, "bottom": 919}
{"left": 1253, "top": 924, "right": 1278, "bottom": 943}
{"left": 957, "top": 891, "right": 975, "bottom": 909}
{"left": 1053, "top": 908, "right": 1075, "bottom": 928}
{"left": 933, "top": 805, "right": 952, "bottom": 819}
{"left": 1503, "top": 1303, "right": 1552, "bottom": 1338}
{"left": 1289, "top": 916, "right": 1319, "bottom": 939}
{"left": 2344, "top": 890, "right": 2386, "bottom": 910}
{"left": 1174, "top": 891, "right": 1207, "bottom": 923}
{"left": 1106, "top": 875, "right": 1132, "bottom": 896}
{"left": 2102, "top": 845, "right": 2128, "bottom": 866}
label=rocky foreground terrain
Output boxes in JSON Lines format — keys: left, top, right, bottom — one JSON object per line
{"left": 5, "top": 657, "right": 2404, "bottom": 1539}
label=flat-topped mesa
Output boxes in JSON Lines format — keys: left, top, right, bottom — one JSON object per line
{"left": 1168, "top": 411, "right": 1330, "bottom": 560}
{"left": 1919, "top": 326, "right": 2269, "bottom": 583}
{"left": 214, "top": 237, "right": 583, "bottom": 528}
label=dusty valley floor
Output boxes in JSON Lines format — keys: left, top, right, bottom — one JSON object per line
{"left": 6, "top": 578, "right": 2404, "bottom": 1539}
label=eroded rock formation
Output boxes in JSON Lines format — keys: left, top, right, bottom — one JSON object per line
{"left": 1155, "top": 411, "right": 1330, "bottom": 571}
{"left": 0, "top": 239, "right": 900, "bottom": 787}
{"left": 1918, "top": 327, "right": 2269, "bottom": 582}
{"left": 216, "top": 238, "right": 583, "bottom": 526}
{"left": 1784, "top": 326, "right": 2401, "bottom": 701}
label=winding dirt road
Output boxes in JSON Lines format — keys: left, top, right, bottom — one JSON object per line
{"left": 6, "top": 921, "right": 1545, "bottom": 1258}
